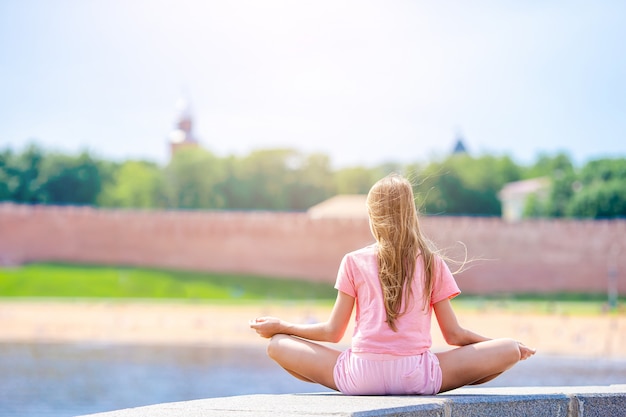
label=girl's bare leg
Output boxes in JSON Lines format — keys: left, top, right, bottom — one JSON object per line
{"left": 435, "top": 338, "right": 521, "bottom": 393}
{"left": 266, "top": 334, "right": 343, "bottom": 391}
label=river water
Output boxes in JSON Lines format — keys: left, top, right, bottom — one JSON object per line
{"left": 1, "top": 343, "right": 624, "bottom": 417}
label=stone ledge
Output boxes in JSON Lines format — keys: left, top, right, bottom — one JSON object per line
{"left": 82, "top": 385, "right": 626, "bottom": 417}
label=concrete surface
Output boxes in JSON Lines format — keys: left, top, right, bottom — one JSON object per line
{"left": 82, "top": 385, "right": 626, "bottom": 417}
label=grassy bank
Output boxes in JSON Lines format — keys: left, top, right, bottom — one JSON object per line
{"left": 452, "top": 293, "right": 624, "bottom": 315}
{"left": 0, "top": 263, "right": 622, "bottom": 314}
{"left": 0, "top": 263, "right": 336, "bottom": 301}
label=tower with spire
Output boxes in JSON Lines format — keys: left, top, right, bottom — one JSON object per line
{"left": 168, "top": 96, "right": 200, "bottom": 159}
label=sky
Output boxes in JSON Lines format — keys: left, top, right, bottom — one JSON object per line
{"left": 1, "top": 0, "right": 625, "bottom": 168}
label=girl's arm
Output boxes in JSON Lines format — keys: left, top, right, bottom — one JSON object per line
{"left": 433, "top": 298, "right": 491, "bottom": 346}
{"left": 434, "top": 298, "right": 536, "bottom": 359}
{"left": 250, "top": 291, "right": 355, "bottom": 343}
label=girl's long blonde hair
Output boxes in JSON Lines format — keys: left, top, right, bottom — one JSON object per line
{"left": 366, "top": 173, "right": 435, "bottom": 332}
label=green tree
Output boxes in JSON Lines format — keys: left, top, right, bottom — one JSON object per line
{"left": 533, "top": 153, "right": 576, "bottom": 217}
{"left": 566, "top": 180, "right": 626, "bottom": 218}
{"left": 215, "top": 150, "right": 336, "bottom": 211}
{"left": 230, "top": 149, "right": 298, "bottom": 210}
{"left": 414, "top": 154, "right": 521, "bottom": 216}
{"left": 98, "top": 160, "right": 164, "bottom": 208}
{"left": 334, "top": 166, "right": 380, "bottom": 194}
{"left": 5, "top": 143, "right": 624, "bottom": 219}
{"left": 284, "top": 153, "right": 336, "bottom": 210}
{"left": 213, "top": 155, "right": 248, "bottom": 209}
{"left": 578, "top": 158, "right": 626, "bottom": 183}
{"left": 38, "top": 152, "right": 102, "bottom": 205}
{"left": 0, "top": 149, "right": 13, "bottom": 201}
{"left": 163, "top": 148, "right": 226, "bottom": 209}
{"left": 523, "top": 152, "right": 571, "bottom": 178}
{"left": 8, "top": 144, "right": 46, "bottom": 203}
{"left": 565, "top": 158, "right": 626, "bottom": 218}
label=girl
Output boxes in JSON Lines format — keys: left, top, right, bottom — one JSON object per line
{"left": 250, "top": 173, "right": 535, "bottom": 395}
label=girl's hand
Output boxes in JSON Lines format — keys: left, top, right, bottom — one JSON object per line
{"left": 249, "top": 316, "right": 287, "bottom": 338}
{"left": 518, "top": 341, "right": 536, "bottom": 360}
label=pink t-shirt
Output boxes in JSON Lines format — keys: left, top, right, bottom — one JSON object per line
{"left": 334, "top": 244, "right": 460, "bottom": 355}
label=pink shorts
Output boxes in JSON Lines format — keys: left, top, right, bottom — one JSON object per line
{"left": 333, "top": 349, "right": 442, "bottom": 395}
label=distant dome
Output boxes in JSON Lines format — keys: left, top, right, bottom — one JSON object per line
{"left": 451, "top": 134, "right": 468, "bottom": 155}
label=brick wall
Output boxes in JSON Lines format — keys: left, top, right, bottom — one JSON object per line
{"left": 1, "top": 203, "right": 624, "bottom": 295}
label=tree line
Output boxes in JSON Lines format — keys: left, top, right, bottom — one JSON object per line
{"left": 1, "top": 143, "right": 625, "bottom": 219}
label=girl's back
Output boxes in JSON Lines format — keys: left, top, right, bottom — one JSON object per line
{"left": 336, "top": 244, "right": 460, "bottom": 356}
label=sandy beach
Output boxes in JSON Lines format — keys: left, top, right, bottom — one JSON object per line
{"left": 1, "top": 300, "right": 625, "bottom": 358}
